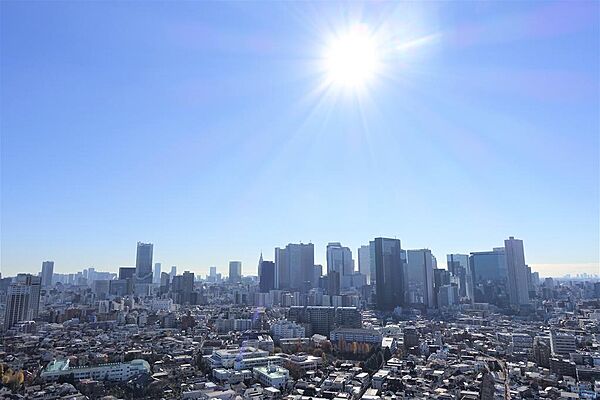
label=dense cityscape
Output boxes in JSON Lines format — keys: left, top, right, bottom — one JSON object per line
{"left": 1, "top": 237, "right": 599, "bottom": 399}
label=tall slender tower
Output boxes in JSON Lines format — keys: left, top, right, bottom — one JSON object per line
{"left": 41, "top": 261, "right": 54, "bottom": 287}
{"left": 135, "top": 242, "right": 153, "bottom": 284}
{"left": 372, "top": 237, "right": 405, "bottom": 311}
{"left": 505, "top": 236, "right": 530, "bottom": 306}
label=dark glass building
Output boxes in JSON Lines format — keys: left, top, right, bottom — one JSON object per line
{"left": 371, "top": 237, "right": 405, "bottom": 311}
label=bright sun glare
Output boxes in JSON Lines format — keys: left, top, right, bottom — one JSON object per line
{"left": 323, "top": 24, "right": 381, "bottom": 90}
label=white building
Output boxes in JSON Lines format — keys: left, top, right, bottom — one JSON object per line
{"left": 234, "top": 355, "right": 283, "bottom": 370}
{"left": 209, "top": 347, "right": 269, "bottom": 369}
{"left": 253, "top": 365, "right": 289, "bottom": 389}
{"left": 149, "top": 298, "right": 176, "bottom": 312}
{"left": 270, "top": 320, "right": 306, "bottom": 339}
{"left": 4, "top": 274, "right": 41, "bottom": 330}
{"left": 41, "top": 359, "right": 150, "bottom": 382}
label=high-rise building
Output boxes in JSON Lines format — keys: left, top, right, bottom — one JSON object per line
{"left": 433, "top": 268, "right": 451, "bottom": 307}
{"left": 275, "top": 243, "right": 314, "bottom": 291}
{"left": 259, "top": 260, "right": 275, "bottom": 293}
{"left": 135, "top": 242, "right": 153, "bottom": 284}
{"left": 209, "top": 266, "right": 217, "bottom": 278}
{"left": 181, "top": 271, "right": 195, "bottom": 304}
{"left": 118, "top": 267, "right": 136, "bottom": 280}
{"left": 229, "top": 261, "right": 242, "bottom": 283}
{"left": 372, "top": 238, "right": 405, "bottom": 311}
{"left": 41, "top": 261, "right": 54, "bottom": 287}
{"left": 170, "top": 266, "right": 177, "bottom": 279}
{"left": 406, "top": 249, "right": 435, "bottom": 308}
{"left": 357, "top": 245, "right": 372, "bottom": 284}
{"left": 326, "top": 243, "right": 353, "bottom": 277}
{"left": 153, "top": 263, "right": 162, "bottom": 285}
{"left": 313, "top": 264, "right": 323, "bottom": 287}
{"left": 469, "top": 248, "right": 507, "bottom": 284}
{"left": 4, "top": 274, "right": 41, "bottom": 330}
{"left": 447, "top": 254, "right": 471, "bottom": 299}
{"left": 160, "top": 272, "right": 170, "bottom": 294}
{"left": 505, "top": 236, "right": 530, "bottom": 306}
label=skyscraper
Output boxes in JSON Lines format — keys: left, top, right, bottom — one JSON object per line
{"left": 275, "top": 243, "right": 314, "bottom": 291}
{"left": 181, "top": 271, "right": 195, "bottom": 304}
{"left": 153, "top": 263, "right": 162, "bottom": 285}
{"left": 118, "top": 267, "right": 136, "bottom": 280}
{"left": 447, "top": 254, "right": 472, "bottom": 300}
{"left": 259, "top": 260, "right": 275, "bottom": 293}
{"left": 135, "top": 242, "right": 153, "bottom": 284}
{"left": 229, "top": 261, "right": 242, "bottom": 283}
{"left": 170, "top": 266, "right": 177, "bottom": 279}
{"left": 372, "top": 237, "right": 405, "bottom": 311}
{"left": 4, "top": 274, "right": 41, "bottom": 330}
{"left": 326, "top": 243, "right": 354, "bottom": 276}
{"left": 469, "top": 248, "right": 507, "bottom": 284}
{"left": 41, "top": 261, "right": 54, "bottom": 287}
{"left": 505, "top": 236, "right": 530, "bottom": 306}
{"left": 406, "top": 249, "right": 435, "bottom": 308}
{"left": 326, "top": 242, "right": 353, "bottom": 292}
{"left": 357, "top": 245, "right": 372, "bottom": 284}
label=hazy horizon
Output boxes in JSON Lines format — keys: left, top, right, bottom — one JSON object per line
{"left": 2, "top": 1, "right": 598, "bottom": 278}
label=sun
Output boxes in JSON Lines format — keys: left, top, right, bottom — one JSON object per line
{"left": 323, "top": 24, "right": 381, "bottom": 90}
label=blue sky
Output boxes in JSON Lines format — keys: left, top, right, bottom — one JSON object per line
{"left": 1, "top": 1, "right": 598, "bottom": 278}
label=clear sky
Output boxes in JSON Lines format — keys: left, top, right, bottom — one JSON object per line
{"left": 1, "top": 1, "right": 599, "bottom": 278}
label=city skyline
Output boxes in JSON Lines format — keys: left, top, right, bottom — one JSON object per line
{"left": 2, "top": 2, "right": 598, "bottom": 277}
{"left": 2, "top": 236, "right": 599, "bottom": 280}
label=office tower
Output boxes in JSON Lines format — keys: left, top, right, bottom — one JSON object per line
{"left": 259, "top": 260, "right": 275, "bottom": 293}
{"left": 275, "top": 243, "right": 314, "bottom": 291}
{"left": 181, "top": 271, "right": 195, "bottom": 304}
{"left": 406, "top": 249, "right": 435, "bottom": 308}
{"left": 153, "top": 263, "right": 162, "bottom": 285}
{"left": 170, "top": 266, "right": 177, "bottom": 279}
{"left": 109, "top": 279, "right": 130, "bottom": 296}
{"left": 433, "top": 268, "right": 451, "bottom": 307}
{"left": 4, "top": 274, "right": 41, "bottom": 330}
{"left": 532, "top": 272, "right": 540, "bottom": 287}
{"left": 313, "top": 264, "right": 323, "bottom": 287}
{"left": 469, "top": 248, "right": 507, "bottom": 284}
{"left": 41, "top": 261, "right": 54, "bottom": 287}
{"left": 358, "top": 245, "right": 372, "bottom": 284}
{"left": 326, "top": 243, "right": 354, "bottom": 277}
{"left": 372, "top": 237, "right": 404, "bottom": 311}
{"left": 525, "top": 265, "right": 534, "bottom": 293}
{"left": 229, "top": 261, "right": 242, "bottom": 283}
{"left": 328, "top": 270, "right": 341, "bottom": 295}
{"left": 447, "top": 254, "right": 472, "bottom": 299}
{"left": 118, "top": 267, "right": 136, "bottom": 280}
{"left": 505, "top": 236, "right": 530, "bottom": 306}
{"left": 209, "top": 266, "right": 217, "bottom": 278}
{"left": 437, "top": 284, "right": 459, "bottom": 307}
{"left": 87, "top": 267, "right": 96, "bottom": 282}
{"left": 135, "top": 242, "right": 153, "bottom": 284}
{"left": 92, "top": 280, "right": 110, "bottom": 299}
{"left": 160, "top": 272, "right": 170, "bottom": 294}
